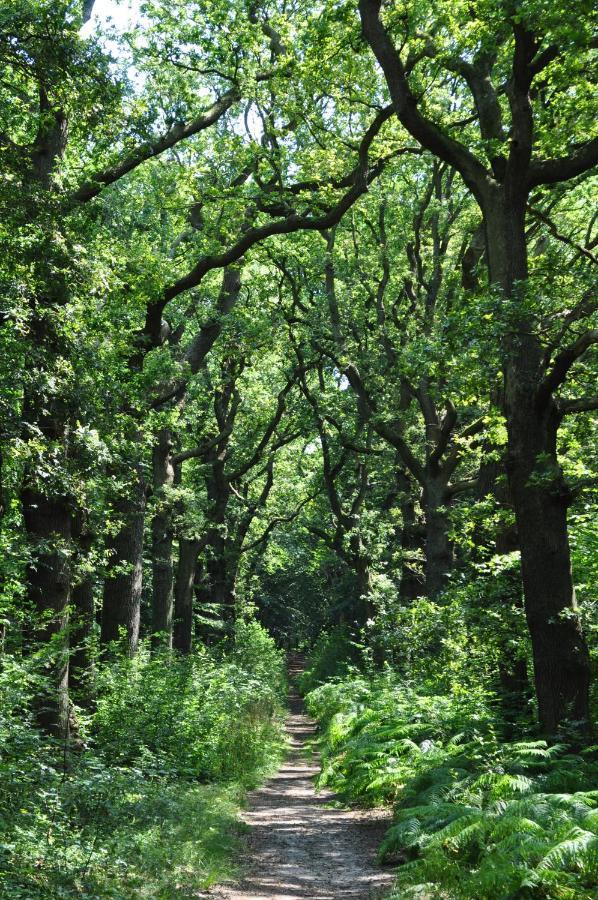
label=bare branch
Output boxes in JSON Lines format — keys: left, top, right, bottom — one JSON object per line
{"left": 229, "top": 373, "right": 299, "bottom": 481}
{"left": 558, "top": 397, "right": 598, "bottom": 416}
{"left": 529, "top": 137, "right": 598, "bottom": 188}
{"left": 344, "top": 362, "right": 425, "bottom": 484}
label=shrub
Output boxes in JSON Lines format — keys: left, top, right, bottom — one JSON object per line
{"left": 298, "top": 624, "right": 356, "bottom": 693}
{"left": 0, "top": 620, "right": 286, "bottom": 897}
{"left": 93, "top": 620, "right": 286, "bottom": 781}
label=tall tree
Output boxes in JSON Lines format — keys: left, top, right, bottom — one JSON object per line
{"left": 358, "top": 0, "right": 596, "bottom": 732}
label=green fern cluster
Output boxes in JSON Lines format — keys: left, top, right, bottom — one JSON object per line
{"left": 306, "top": 673, "right": 495, "bottom": 805}
{"left": 386, "top": 741, "right": 597, "bottom": 899}
{"left": 306, "top": 676, "right": 597, "bottom": 899}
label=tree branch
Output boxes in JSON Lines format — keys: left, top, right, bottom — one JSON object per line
{"left": 344, "top": 362, "right": 425, "bottom": 484}
{"left": 539, "top": 329, "right": 598, "bottom": 403}
{"left": 527, "top": 206, "right": 598, "bottom": 265}
{"left": 140, "top": 105, "right": 398, "bottom": 349}
{"left": 229, "top": 374, "right": 299, "bottom": 481}
{"left": 71, "top": 90, "right": 239, "bottom": 203}
{"left": 358, "top": 0, "right": 490, "bottom": 202}
{"left": 241, "top": 492, "right": 317, "bottom": 553}
{"left": 429, "top": 400, "right": 458, "bottom": 467}
{"left": 529, "top": 137, "right": 598, "bottom": 188}
{"left": 445, "top": 477, "right": 478, "bottom": 499}
{"left": 558, "top": 397, "right": 598, "bottom": 416}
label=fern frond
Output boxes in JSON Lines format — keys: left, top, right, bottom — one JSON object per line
{"left": 537, "top": 827, "right": 598, "bottom": 871}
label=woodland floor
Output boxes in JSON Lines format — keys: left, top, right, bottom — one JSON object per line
{"left": 204, "top": 663, "right": 394, "bottom": 900}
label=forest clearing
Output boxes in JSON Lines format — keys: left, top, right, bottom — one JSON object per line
{"left": 0, "top": 0, "right": 597, "bottom": 897}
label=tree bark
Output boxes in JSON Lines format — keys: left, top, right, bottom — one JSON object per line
{"left": 151, "top": 429, "right": 175, "bottom": 648}
{"left": 398, "top": 484, "right": 425, "bottom": 601}
{"left": 349, "top": 534, "right": 373, "bottom": 625}
{"left": 21, "top": 484, "right": 71, "bottom": 737}
{"left": 486, "top": 194, "right": 590, "bottom": 733}
{"left": 422, "top": 476, "right": 453, "bottom": 600}
{"left": 101, "top": 472, "right": 146, "bottom": 656}
{"left": 173, "top": 537, "right": 200, "bottom": 653}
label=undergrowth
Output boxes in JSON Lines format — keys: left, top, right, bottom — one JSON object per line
{"left": 305, "top": 674, "right": 598, "bottom": 899}
{"left": 0, "top": 620, "right": 286, "bottom": 898}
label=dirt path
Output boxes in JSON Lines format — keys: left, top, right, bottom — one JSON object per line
{"left": 207, "top": 676, "right": 394, "bottom": 900}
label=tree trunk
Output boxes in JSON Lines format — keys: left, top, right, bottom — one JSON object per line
{"left": 398, "top": 473, "right": 425, "bottom": 601}
{"left": 351, "top": 538, "right": 373, "bottom": 626}
{"left": 203, "top": 457, "right": 234, "bottom": 623}
{"left": 70, "top": 575, "right": 95, "bottom": 702}
{"left": 101, "top": 472, "right": 146, "bottom": 656}
{"left": 206, "top": 534, "right": 236, "bottom": 619}
{"left": 486, "top": 194, "right": 590, "bottom": 733}
{"left": 173, "top": 537, "right": 200, "bottom": 654}
{"left": 21, "top": 485, "right": 71, "bottom": 737}
{"left": 422, "top": 477, "right": 453, "bottom": 599}
{"left": 151, "top": 429, "right": 175, "bottom": 648}
{"left": 506, "top": 395, "right": 589, "bottom": 732}
{"left": 357, "top": 0, "right": 591, "bottom": 732}
{"left": 69, "top": 512, "right": 95, "bottom": 703}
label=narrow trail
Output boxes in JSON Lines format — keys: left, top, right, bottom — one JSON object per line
{"left": 207, "top": 659, "right": 394, "bottom": 900}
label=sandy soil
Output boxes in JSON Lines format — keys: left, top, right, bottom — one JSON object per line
{"left": 205, "top": 681, "right": 395, "bottom": 900}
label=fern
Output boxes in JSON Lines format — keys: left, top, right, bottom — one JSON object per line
{"left": 306, "top": 673, "right": 598, "bottom": 899}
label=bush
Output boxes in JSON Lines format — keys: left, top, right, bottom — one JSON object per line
{"left": 0, "top": 620, "right": 286, "bottom": 897}
{"left": 94, "top": 622, "right": 286, "bottom": 782}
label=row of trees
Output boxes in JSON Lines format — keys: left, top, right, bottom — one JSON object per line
{"left": 0, "top": 0, "right": 596, "bottom": 737}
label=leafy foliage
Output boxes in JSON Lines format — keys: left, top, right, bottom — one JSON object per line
{"left": 306, "top": 674, "right": 598, "bottom": 899}
{"left": 0, "top": 621, "right": 284, "bottom": 897}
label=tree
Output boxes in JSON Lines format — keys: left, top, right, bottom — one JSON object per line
{"left": 358, "top": 0, "right": 596, "bottom": 733}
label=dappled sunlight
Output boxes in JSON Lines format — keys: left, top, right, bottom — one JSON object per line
{"left": 207, "top": 676, "right": 393, "bottom": 899}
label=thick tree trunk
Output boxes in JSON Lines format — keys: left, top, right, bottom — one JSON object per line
{"left": 486, "top": 194, "right": 590, "bottom": 733}
{"left": 203, "top": 458, "right": 234, "bottom": 622}
{"left": 506, "top": 394, "right": 590, "bottom": 732}
{"left": 398, "top": 473, "right": 425, "bottom": 601}
{"left": 101, "top": 473, "right": 146, "bottom": 656}
{"left": 21, "top": 486, "right": 71, "bottom": 737}
{"left": 205, "top": 536, "right": 236, "bottom": 619}
{"left": 422, "top": 477, "right": 453, "bottom": 599}
{"left": 173, "top": 537, "right": 200, "bottom": 654}
{"left": 151, "top": 429, "right": 175, "bottom": 648}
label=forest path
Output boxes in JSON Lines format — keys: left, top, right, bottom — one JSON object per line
{"left": 205, "top": 658, "right": 394, "bottom": 899}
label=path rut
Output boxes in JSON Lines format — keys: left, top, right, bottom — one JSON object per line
{"left": 207, "top": 672, "right": 394, "bottom": 900}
